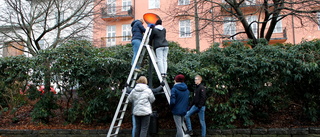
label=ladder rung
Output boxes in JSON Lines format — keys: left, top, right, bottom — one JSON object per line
{"left": 119, "top": 110, "right": 126, "bottom": 113}
{"left": 113, "top": 126, "right": 120, "bottom": 129}
{"left": 110, "top": 134, "right": 117, "bottom": 136}
{"left": 116, "top": 118, "right": 123, "bottom": 121}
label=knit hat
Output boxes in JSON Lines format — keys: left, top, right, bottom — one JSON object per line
{"left": 174, "top": 74, "right": 185, "bottom": 82}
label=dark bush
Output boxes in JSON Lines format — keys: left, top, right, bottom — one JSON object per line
{"left": 0, "top": 39, "right": 320, "bottom": 129}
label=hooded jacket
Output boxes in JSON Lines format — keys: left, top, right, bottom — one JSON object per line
{"left": 170, "top": 82, "right": 190, "bottom": 116}
{"left": 131, "top": 20, "right": 146, "bottom": 41}
{"left": 128, "top": 83, "right": 155, "bottom": 116}
{"left": 149, "top": 25, "right": 169, "bottom": 49}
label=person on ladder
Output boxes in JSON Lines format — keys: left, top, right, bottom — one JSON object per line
{"left": 131, "top": 19, "right": 146, "bottom": 71}
{"left": 149, "top": 19, "right": 169, "bottom": 78}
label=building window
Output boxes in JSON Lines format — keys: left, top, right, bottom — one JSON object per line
{"left": 107, "top": 26, "right": 116, "bottom": 47}
{"left": 178, "top": 0, "right": 190, "bottom": 5}
{"left": 39, "top": 40, "right": 46, "bottom": 49}
{"left": 273, "top": 19, "right": 282, "bottom": 33}
{"left": 122, "top": 0, "right": 131, "bottom": 11}
{"left": 244, "top": 0, "right": 256, "bottom": 5}
{"left": 149, "top": 0, "right": 160, "bottom": 9}
{"left": 247, "top": 15, "right": 258, "bottom": 38}
{"left": 122, "top": 24, "right": 131, "bottom": 41}
{"left": 273, "top": 17, "right": 282, "bottom": 33}
{"left": 107, "top": 0, "right": 116, "bottom": 15}
{"left": 0, "top": 45, "right": 2, "bottom": 57}
{"left": 223, "top": 17, "right": 237, "bottom": 39}
{"left": 222, "top": 0, "right": 256, "bottom": 5}
{"left": 24, "top": 46, "right": 31, "bottom": 57}
{"left": 55, "top": 11, "right": 64, "bottom": 24}
{"left": 179, "top": 20, "right": 191, "bottom": 37}
{"left": 317, "top": 12, "right": 320, "bottom": 30}
{"left": 268, "top": 15, "right": 283, "bottom": 33}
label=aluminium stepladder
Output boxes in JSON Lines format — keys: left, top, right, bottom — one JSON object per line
{"left": 106, "top": 26, "right": 190, "bottom": 137}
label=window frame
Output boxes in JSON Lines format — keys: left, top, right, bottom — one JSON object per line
{"left": 178, "top": 0, "right": 190, "bottom": 5}
{"left": 122, "top": 0, "right": 131, "bottom": 11}
{"left": 0, "top": 45, "right": 2, "bottom": 57}
{"left": 244, "top": 0, "right": 256, "bottom": 5}
{"left": 246, "top": 15, "right": 258, "bottom": 38}
{"left": 107, "top": 25, "right": 116, "bottom": 47}
{"left": 317, "top": 12, "right": 320, "bottom": 30}
{"left": 39, "top": 40, "right": 46, "bottom": 49}
{"left": 179, "top": 20, "right": 191, "bottom": 38}
{"left": 55, "top": 11, "right": 64, "bottom": 24}
{"left": 149, "top": 0, "right": 160, "bottom": 9}
{"left": 107, "top": 0, "right": 116, "bottom": 15}
{"left": 268, "top": 15, "right": 283, "bottom": 33}
{"left": 223, "top": 17, "right": 237, "bottom": 39}
{"left": 122, "top": 24, "right": 131, "bottom": 41}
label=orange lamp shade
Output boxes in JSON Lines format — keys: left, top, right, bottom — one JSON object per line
{"left": 143, "top": 13, "right": 161, "bottom": 24}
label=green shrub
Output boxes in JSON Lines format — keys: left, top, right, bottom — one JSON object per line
{"left": 0, "top": 56, "right": 31, "bottom": 110}
{"left": 1, "top": 39, "right": 320, "bottom": 129}
{"left": 31, "top": 92, "right": 58, "bottom": 123}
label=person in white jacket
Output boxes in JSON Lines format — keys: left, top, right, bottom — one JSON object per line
{"left": 128, "top": 76, "right": 155, "bottom": 137}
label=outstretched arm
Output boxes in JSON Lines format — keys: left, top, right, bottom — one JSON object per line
{"left": 151, "top": 85, "right": 163, "bottom": 94}
{"left": 151, "top": 82, "right": 165, "bottom": 94}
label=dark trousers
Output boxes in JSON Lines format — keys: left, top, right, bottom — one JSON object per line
{"left": 134, "top": 115, "right": 151, "bottom": 137}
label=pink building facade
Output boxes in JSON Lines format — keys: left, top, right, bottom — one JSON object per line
{"left": 93, "top": 0, "right": 320, "bottom": 51}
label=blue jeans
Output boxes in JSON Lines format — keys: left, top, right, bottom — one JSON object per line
{"left": 132, "top": 115, "right": 136, "bottom": 137}
{"left": 185, "top": 105, "right": 206, "bottom": 137}
{"left": 155, "top": 47, "right": 169, "bottom": 74}
{"left": 131, "top": 39, "right": 142, "bottom": 68}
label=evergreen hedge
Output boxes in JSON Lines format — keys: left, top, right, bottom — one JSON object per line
{"left": 0, "top": 39, "right": 319, "bottom": 129}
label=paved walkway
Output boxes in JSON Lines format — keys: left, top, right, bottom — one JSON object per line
{"left": 1, "top": 128, "right": 320, "bottom": 137}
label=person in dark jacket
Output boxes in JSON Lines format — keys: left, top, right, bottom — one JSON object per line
{"left": 185, "top": 75, "right": 207, "bottom": 137}
{"left": 131, "top": 19, "right": 146, "bottom": 70}
{"left": 170, "top": 74, "right": 190, "bottom": 137}
{"left": 149, "top": 19, "right": 169, "bottom": 78}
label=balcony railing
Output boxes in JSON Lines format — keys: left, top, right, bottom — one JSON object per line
{"left": 220, "top": 1, "right": 263, "bottom": 13}
{"left": 222, "top": 27, "right": 287, "bottom": 44}
{"left": 101, "top": 5, "right": 134, "bottom": 21}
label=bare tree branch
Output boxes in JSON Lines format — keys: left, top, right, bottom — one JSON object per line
{"left": 163, "top": 0, "right": 320, "bottom": 48}
{"left": 0, "top": 0, "right": 103, "bottom": 55}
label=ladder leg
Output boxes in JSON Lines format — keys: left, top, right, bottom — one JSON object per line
{"left": 108, "top": 26, "right": 190, "bottom": 137}
{"left": 107, "top": 27, "right": 153, "bottom": 137}
{"left": 106, "top": 88, "right": 129, "bottom": 137}
{"left": 144, "top": 44, "right": 190, "bottom": 137}
{"left": 145, "top": 45, "right": 170, "bottom": 101}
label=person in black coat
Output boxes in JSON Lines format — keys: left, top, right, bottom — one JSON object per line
{"left": 149, "top": 19, "right": 169, "bottom": 78}
{"left": 185, "top": 75, "right": 207, "bottom": 137}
